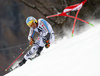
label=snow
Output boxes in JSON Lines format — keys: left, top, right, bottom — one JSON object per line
{"left": 5, "top": 20, "right": 100, "bottom": 76}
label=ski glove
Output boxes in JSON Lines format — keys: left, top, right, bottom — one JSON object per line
{"left": 29, "top": 38, "right": 35, "bottom": 45}
{"left": 45, "top": 40, "right": 50, "bottom": 48}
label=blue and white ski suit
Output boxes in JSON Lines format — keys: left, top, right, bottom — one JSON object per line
{"left": 24, "top": 18, "right": 55, "bottom": 60}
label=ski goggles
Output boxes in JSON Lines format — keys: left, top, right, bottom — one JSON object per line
{"left": 27, "top": 20, "right": 35, "bottom": 27}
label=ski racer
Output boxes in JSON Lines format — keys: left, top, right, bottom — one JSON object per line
{"left": 19, "top": 16, "right": 55, "bottom": 66}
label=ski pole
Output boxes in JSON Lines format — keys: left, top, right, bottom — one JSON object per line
{"left": 46, "top": 13, "right": 94, "bottom": 27}
{"left": 65, "top": 14, "right": 94, "bottom": 26}
{"left": 5, "top": 45, "right": 31, "bottom": 71}
{"left": 71, "top": 8, "right": 81, "bottom": 37}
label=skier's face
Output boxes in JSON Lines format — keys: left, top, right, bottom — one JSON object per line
{"left": 31, "top": 22, "right": 37, "bottom": 29}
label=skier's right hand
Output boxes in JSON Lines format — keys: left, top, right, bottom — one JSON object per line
{"left": 29, "top": 38, "right": 35, "bottom": 45}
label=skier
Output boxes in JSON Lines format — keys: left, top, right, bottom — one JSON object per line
{"left": 19, "top": 16, "right": 55, "bottom": 66}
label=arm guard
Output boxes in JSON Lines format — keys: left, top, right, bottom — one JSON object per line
{"left": 46, "top": 33, "right": 50, "bottom": 40}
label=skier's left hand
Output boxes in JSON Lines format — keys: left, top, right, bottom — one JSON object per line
{"left": 45, "top": 40, "right": 50, "bottom": 48}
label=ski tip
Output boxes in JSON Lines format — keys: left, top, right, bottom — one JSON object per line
{"left": 89, "top": 23, "right": 94, "bottom": 26}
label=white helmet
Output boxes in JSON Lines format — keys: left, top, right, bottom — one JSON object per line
{"left": 26, "top": 16, "right": 37, "bottom": 27}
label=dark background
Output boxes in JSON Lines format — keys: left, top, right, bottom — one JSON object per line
{"left": 0, "top": 0, "right": 100, "bottom": 75}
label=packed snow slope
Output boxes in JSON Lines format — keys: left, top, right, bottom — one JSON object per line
{"left": 5, "top": 21, "right": 100, "bottom": 76}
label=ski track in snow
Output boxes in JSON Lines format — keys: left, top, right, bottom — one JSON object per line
{"left": 5, "top": 20, "right": 100, "bottom": 76}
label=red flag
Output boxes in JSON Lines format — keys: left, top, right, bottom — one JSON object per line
{"left": 63, "top": 0, "right": 87, "bottom": 13}
{"left": 46, "top": 0, "right": 93, "bottom": 37}
{"left": 46, "top": 0, "right": 87, "bottom": 18}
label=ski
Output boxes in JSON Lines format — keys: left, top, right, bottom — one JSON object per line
{"left": 9, "top": 55, "right": 39, "bottom": 72}
{"left": 9, "top": 65, "right": 19, "bottom": 72}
